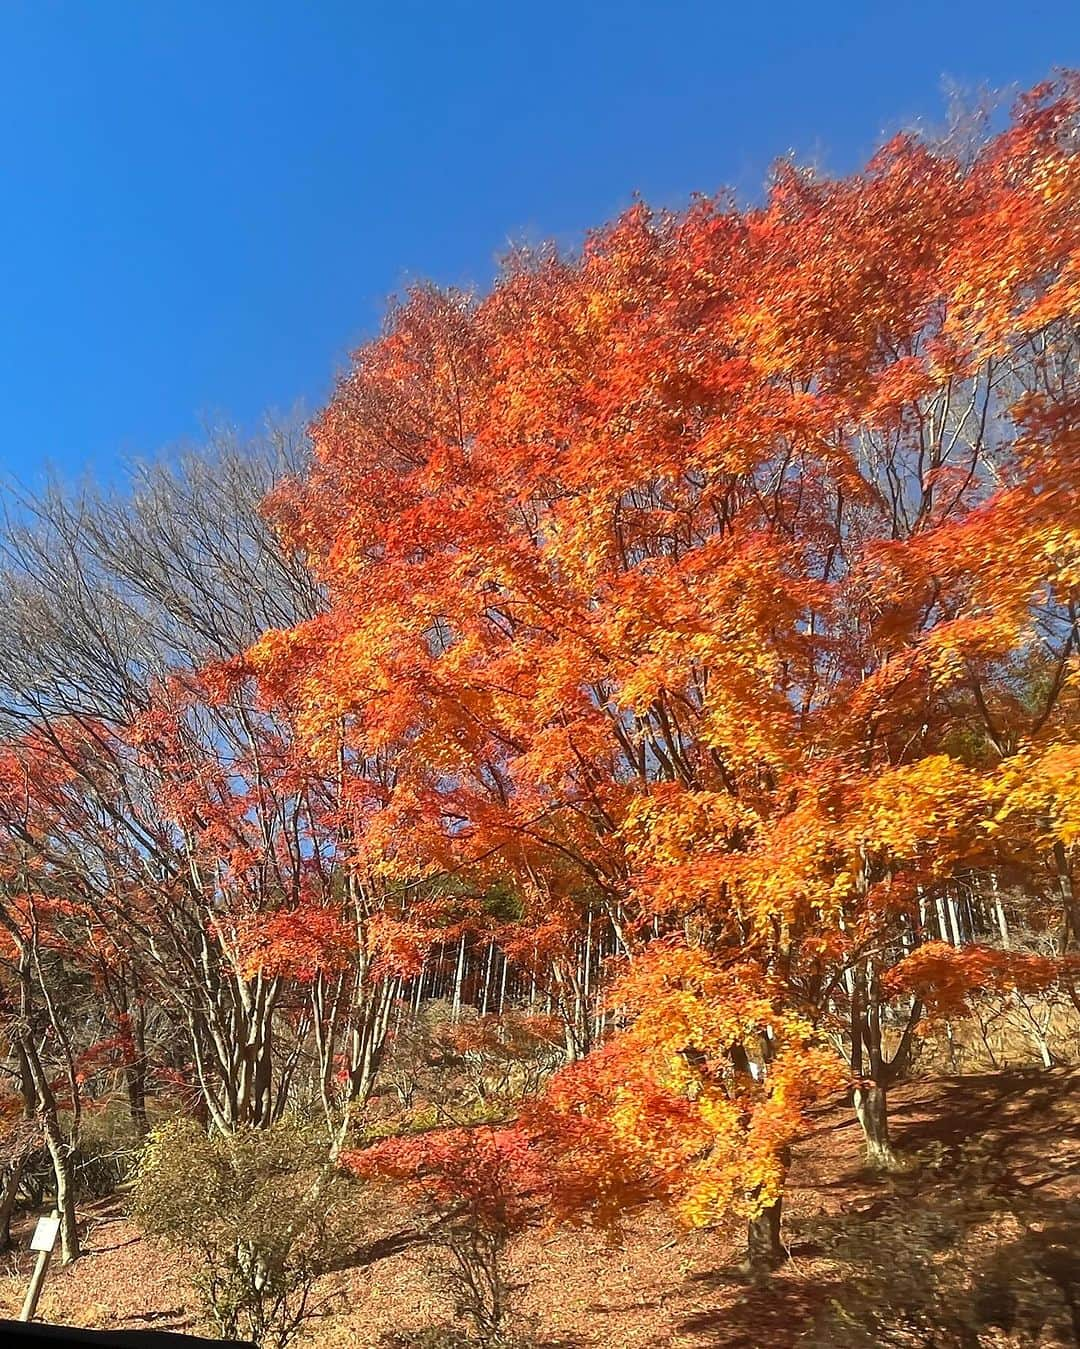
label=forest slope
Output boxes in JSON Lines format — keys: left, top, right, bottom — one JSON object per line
{"left": 2, "top": 1068, "right": 1076, "bottom": 1348}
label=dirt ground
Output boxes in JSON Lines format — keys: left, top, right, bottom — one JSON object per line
{"left": 2, "top": 1067, "right": 1077, "bottom": 1347}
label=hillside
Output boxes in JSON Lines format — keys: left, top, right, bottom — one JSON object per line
{"left": 2, "top": 1068, "right": 1076, "bottom": 1348}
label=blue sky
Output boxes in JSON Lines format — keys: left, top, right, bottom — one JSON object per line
{"left": 0, "top": 1, "right": 1074, "bottom": 486}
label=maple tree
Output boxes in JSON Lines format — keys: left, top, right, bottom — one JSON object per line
{"left": 347, "top": 1125, "right": 548, "bottom": 1341}
{"left": 0, "top": 78, "right": 1076, "bottom": 1287}
{"left": 244, "top": 77, "right": 1080, "bottom": 1257}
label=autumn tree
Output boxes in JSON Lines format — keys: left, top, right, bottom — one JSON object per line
{"left": 244, "top": 78, "right": 1080, "bottom": 1257}
{"left": 0, "top": 74, "right": 1074, "bottom": 1280}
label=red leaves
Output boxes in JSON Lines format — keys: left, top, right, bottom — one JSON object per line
{"left": 232, "top": 905, "right": 356, "bottom": 981}
{"left": 1, "top": 75, "right": 1077, "bottom": 1256}
{"left": 72, "top": 1021, "right": 139, "bottom": 1083}
{"left": 884, "top": 941, "right": 1077, "bottom": 1018}
{"left": 345, "top": 1124, "right": 550, "bottom": 1236}
{"left": 227, "top": 76, "right": 1080, "bottom": 1229}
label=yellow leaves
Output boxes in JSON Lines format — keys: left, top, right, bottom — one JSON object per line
{"left": 989, "top": 739, "right": 1080, "bottom": 851}
{"left": 851, "top": 756, "right": 990, "bottom": 870}
{"left": 692, "top": 419, "right": 760, "bottom": 476}
{"left": 622, "top": 784, "right": 758, "bottom": 917}
{"left": 595, "top": 940, "right": 845, "bottom": 1227}
{"left": 212, "top": 78, "right": 1080, "bottom": 1244}
{"left": 606, "top": 973, "right": 847, "bottom": 1229}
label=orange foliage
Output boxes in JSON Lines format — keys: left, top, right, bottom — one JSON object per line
{"left": 241, "top": 77, "right": 1080, "bottom": 1231}
{"left": 1, "top": 77, "right": 1076, "bottom": 1244}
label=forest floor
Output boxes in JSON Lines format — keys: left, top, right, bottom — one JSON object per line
{"left": 1, "top": 1066, "right": 1077, "bottom": 1347}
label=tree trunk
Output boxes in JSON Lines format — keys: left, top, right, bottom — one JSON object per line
{"left": 848, "top": 957, "right": 916, "bottom": 1172}
{"left": 129, "top": 998, "right": 150, "bottom": 1138}
{"left": 349, "top": 977, "right": 398, "bottom": 1105}
{"left": 731, "top": 1036, "right": 788, "bottom": 1272}
{"left": 991, "top": 875, "right": 1010, "bottom": 949}
{"left": 479, "top": 942, "right": 494, "bottom": 1016}
{"left": 746, "top": 1197, "right": 784, "bottom": 1272}
{"left": 1052, "top": 840, "right": 1080, "bottom": 953}
{"left": 853, "top": 1082, "right": 898, "bottom": 1170}
{"left": 51, "top": 1135, "right": 79, "bottom": 1264}
{"left": 451, "top": 931, "right": 467, "bottom": 1022}
{"left": 123, "top": 1061, "right": 149, "bottom": 1140}
{"left": 0, "top": 1157, "right": 25, "bottom": 1249}
{"left": 20, "top": 1034, "right": 80, "bottom": 1262}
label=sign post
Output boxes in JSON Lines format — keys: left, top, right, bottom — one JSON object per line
{"left": 19, "top": 1210, "right": 61, "bottom": 1323}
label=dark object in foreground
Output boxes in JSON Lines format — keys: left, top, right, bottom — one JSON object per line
{"left": 0, "top": 1322, "right": 253, "bottom": 1347}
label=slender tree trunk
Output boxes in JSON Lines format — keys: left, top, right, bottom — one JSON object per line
{"left": 123, "top": 1063, "right": 149, "bottom": 1140}
{"left": 852, "top": 1083, "right": 896, "bottom": 1170}
{"left": 0, "top": 1157, "right": 25, "bottom": 1249}
{"left": 349, "top": 977, "right": 398, "bottom": 1105}
{"left": 991, "top": 875, "right": 1010, "bottom": 949}
{"left": 1052, "top": 840, "right": 1080, "bottom": 952}
{"left": 479, "top": 942, "right": 494, "bottom": 1016}
{"left": 129, "top": 998, "right": 150, "bottom": 1139}
{"left": 730, "top": 1040, "right": 788, "bottom": 1272}
{"left": 849, "top": 960, "right": 908, "bottom": 1170}
{"left": 946, "top": 895, "right": 964, "bottom": 947}
{"left": 51, "top": 1136, "right": 79, "bottom": 1265}
{"left": 20, "top": 1034, "right": 79, "bottom": 1263}
{"left": 451, "top": 931, "right": 467, "bottom": 1023}
{"left": 121, "top": 996, "right": 149, "bottom": 1139}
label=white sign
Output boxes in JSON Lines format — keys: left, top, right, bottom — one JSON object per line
{"left": 30, "top": 1215, "right": 60, "bottom": 1253}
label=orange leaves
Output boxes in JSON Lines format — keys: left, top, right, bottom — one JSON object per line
{"left": 884, "top": 940, "right": 1074, "bottom": 1019}
{"left": 942, "top": 85, "right": 1080, "bottom": 358}
{"left": 987, "top": 738, "right": 1080, "bottom": 852}
{"left": 247, "top": 78, "right": 1080, "bottom": 930}
{"left": 850, "top": 757, "right": 991, "bottom": 874}
{"left": 622, "top": 782, "right": 757, "bottom": 919}
{"left": 530, "top": 941, "right": 848, "bottom": 1228}
{"left": 169, "top": 75, "right": 1080, "bottom": 1238}
{"left": 364, "top": 911, "right": 435, "bottom": 980}
{"left": 232, "top": 906, "right": 356, "bottom": 981}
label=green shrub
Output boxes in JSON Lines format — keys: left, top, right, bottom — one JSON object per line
{"left": 132, "top": 1116, "right": 364, "bottom": 1348}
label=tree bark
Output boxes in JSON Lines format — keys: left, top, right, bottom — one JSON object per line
{"left": 123, "top": 1054, "right": 149, "bottom": 1141}
{"left": 730, "top": 1039, "right": 788, "bottom": 1272}
{"left": 19, "top": 1033, "right": 80, "bottom": 1263}
{"left": 348, "top": 976, "right": 398, "bottom": 1105}
{"left": 852, "top": 1082, "right": 898, "bottom": 1170}
{"left": 848, "top": 957, "right": 917, "bottom": 1170}
{"left": 0, "top": 1157, "right": 26, "bottom": 1249}
{"left": 746, "top": 1196, "right": 784, "bottom": 1272}
{"left": 1052, "top": 840, "right": 1080, "bottom": 953}
{"left": 991, "top": 875, "right": 1010, "bottom": 949}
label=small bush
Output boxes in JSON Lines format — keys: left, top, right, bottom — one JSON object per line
{"left": 349, "top": 1125, "right": 548, "bottom": 1346}
{"left": 72, "top": 1104, "right": 142, "bottom": 1199}
{"left": 132, "top": 1116, "right": 365, "bottom": 1348}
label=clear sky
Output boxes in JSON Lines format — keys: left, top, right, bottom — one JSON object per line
{"left": 0, "top": 0, "right": 1074, "bottom": 486}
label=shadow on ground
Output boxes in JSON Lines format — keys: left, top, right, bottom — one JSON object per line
{"left": 663, "top": 1067, "right": 1080, "bottom": 1347}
